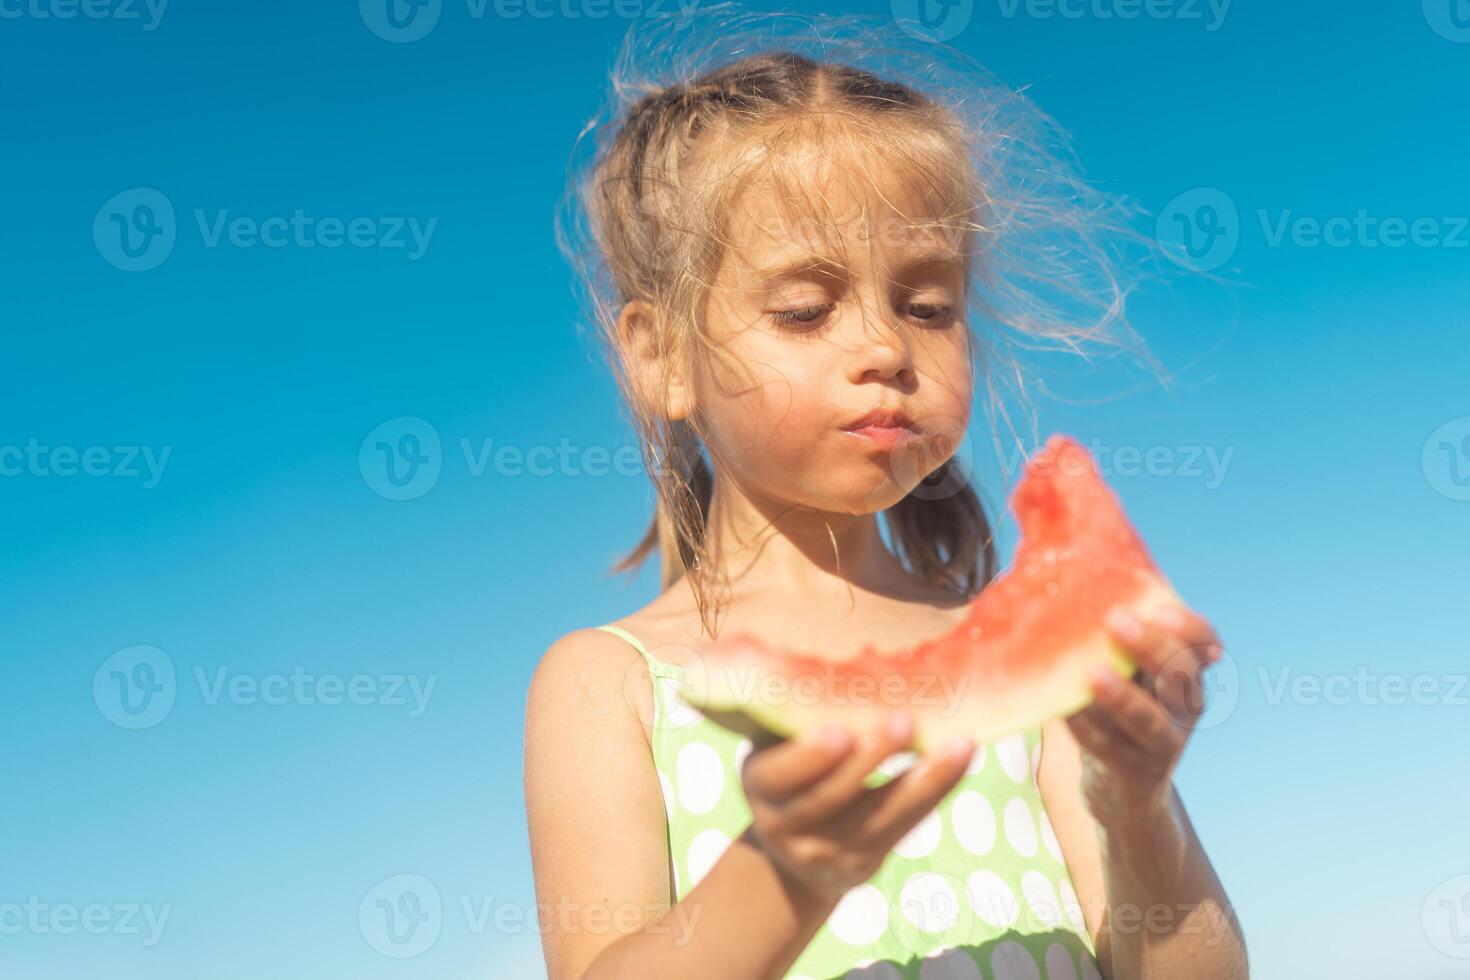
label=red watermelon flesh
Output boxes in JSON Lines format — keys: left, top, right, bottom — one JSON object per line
{"left": 677, "top": 435, "right": 1179, "bottom": 751}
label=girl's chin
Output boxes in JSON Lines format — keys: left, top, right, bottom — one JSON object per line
{"left": 828, "top": 480, "right": 915, "bottom": 516}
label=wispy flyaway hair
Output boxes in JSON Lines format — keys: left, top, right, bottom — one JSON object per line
{"left": 556, "top": 4, "right": 1161, "bottom": 636}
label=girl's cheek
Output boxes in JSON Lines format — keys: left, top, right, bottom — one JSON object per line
{"left": 707, "top": 377, "right": 828, "bottom": 468}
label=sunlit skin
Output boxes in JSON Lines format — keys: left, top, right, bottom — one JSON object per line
{"left": 692, "top": 194, "right": 975, "bottom": 521}
{"left": 527, "top": 159, "right": 1247, "bottom": 979}
{"left": 621, "top": 165, "right": 980, "bottom": 611}
{"left": 704, "top": 180, "right": 1241, "bottom": 964}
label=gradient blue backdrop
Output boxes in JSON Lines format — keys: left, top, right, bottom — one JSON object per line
{"left": 2, "top": 2, "right": 1467, "bottom": 978}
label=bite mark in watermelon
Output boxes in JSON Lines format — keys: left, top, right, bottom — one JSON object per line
{"left": 678, "top": 435, "right": 1179, "bottom": 751}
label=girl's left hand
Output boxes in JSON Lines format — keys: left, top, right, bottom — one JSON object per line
{"left": 1067, "top": 601, "right": 1224, "bottom": 830}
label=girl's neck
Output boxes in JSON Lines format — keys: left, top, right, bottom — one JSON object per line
{"left": 699, "top": 481, "right": 913, "bottom": 603}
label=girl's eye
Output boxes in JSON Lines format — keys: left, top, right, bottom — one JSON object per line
{"left": 769, "top": 300, "right": 953, "bottom": 332}
{"left": 907, "top": 301, "right": 953, "bottom": 321}
{"left": 770, "top": 303, "right": 833, "bottom": 330}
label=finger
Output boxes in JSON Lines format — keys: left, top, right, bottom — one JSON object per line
{"left": 1106, "top": 609, "right": 1211, "bottom": 720}
{"left": 1066, "top": 705, "right": 1152, "bottom": 770}
{"left": 1147, "top": 605, "right": 1222, "bottom": 721}
{"left": 1108, "top": 604, "right": 1220, "bottom": 679}
{"left": 769, "top": 713, "right": 918, "bottom": 832}
{"left": 1149, "top": 603, "right": 1224, "bottom": 660}
{"left": 1146, "top": 651, "right": 1209, "bottom": 726}
{"left": 851, "top": 736, "right": 975, "bottom": 848}
{"left": 1088, "top": 667, "right": 1187, "bottom": 756}
{"left": 742, "top": 723, "right": 855, "bottom": 803}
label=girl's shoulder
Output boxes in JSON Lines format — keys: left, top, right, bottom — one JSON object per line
{"left": 526, "top": 625, "right": 662, "bottom": 743}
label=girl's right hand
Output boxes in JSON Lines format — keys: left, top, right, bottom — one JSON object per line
{"left": 739, "top": 711, "right": 976, "bottom": 902}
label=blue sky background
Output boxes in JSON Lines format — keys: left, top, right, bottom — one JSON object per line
{"left": 2, "top": 2, "right": 1467, "bottom": 978}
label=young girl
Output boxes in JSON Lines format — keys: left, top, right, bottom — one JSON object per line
{"left": 526, "top": 13, "right": 1247, "bottom": 979}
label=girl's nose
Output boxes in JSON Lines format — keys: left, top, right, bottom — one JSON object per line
{"left": 845, "top": 305, "right": 915, "bottom": 386}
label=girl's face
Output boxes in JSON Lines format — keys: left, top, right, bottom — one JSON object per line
{"left": 692, "top": 172, "right": 974, "bottom": 516}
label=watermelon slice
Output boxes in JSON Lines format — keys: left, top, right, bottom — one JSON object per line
{"left": 678, "top": 435, "right": 1180, "bottom": 751}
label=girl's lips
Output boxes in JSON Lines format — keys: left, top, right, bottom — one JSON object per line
{"left": 841, "top": 424, "right": 918, "bottom": 451}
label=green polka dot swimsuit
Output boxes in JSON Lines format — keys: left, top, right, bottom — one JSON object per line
{"left": 597, "top": 624, "right": 1104, "bottom": 980}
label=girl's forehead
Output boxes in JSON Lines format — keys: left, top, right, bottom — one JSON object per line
{"left": 715, "top": 143, "right": 969, "bottom": 271}
{"left": 698, "top": 117, "right": 973, "bottom": 282}
{"left": 719, "top": 184, "right": 967, "bottom": 285}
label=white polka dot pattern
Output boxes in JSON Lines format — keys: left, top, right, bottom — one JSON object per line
{"left": 1021, "top": 870, "right": 1063, "bottom": 928}
{"left": 829, "top": 885, "right": 890, "bottom": 946}
{"left": 996, "top": 734, "right": 1031, "bottom": 782}
{"left": 676, "top": 741, "right": 724, "bottom": 814}
{"left": 1040, "top": 809, "right": 1063, "bottom": 863}
{"left": 685, "top": 828, "right": 730, "bottom": 888}
{"left": 992, "top": 939, "right": 1043, "bottom": 980}
{"left": 1004, "top": 797, "right": 1039, "bottom": 857}
{"left": 658, "top": 676, "right": 702, "bottom": 730}
{"left": 597, "top": 628, "right": 1099, "bottom": 980}
{"left": 920, "top": 947, "right": 983, "bottom": 979}
{"left": 734, "top": 736, "right": 753, "bottom": 775}
{"left": 1059, "top": 878, "right": 1085, "bottom": 933}
{"left": 894, "top": 808, "right": 943, "bottom": 859}
{"left": 877, "top": 750, "right": 919, "bottom": 778}
{"left": 1044, "top": 943, "right": 1079, "bottom": 980}
{"left": 966, "top": 870, "right": 1019, "bottom": 928}
{"left": 951, "top": 790, "right": 996, "bottom": 856}
{"left": 964, "top": 742, "right": 987, "bottom": 775}
{"left": 898, "top": 872, "right": 962, "bottom": 934}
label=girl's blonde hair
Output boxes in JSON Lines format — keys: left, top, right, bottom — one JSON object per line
{"left": 557, "top": 5, "right": 1157, "bottom": 639}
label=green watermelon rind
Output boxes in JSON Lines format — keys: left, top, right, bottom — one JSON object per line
{"left": 678, "top": 579, "right": 1177, "bottom": 753}
{"left": 675, "top": 435, "right": 1179, "bottom": 752}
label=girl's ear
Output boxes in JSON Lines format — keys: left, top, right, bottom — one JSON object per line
{"left": 616, "top": 299, "right": 693, "bottom": 422}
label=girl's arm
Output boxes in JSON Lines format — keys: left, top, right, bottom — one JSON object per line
{"left": 1037, "top": 606, "right": 1249, "bottom": 980}
{"left": 524, "top": 629, "right": 975, "bottom": 980}
{"left": 523, "top": 629, "right": 838, "bottom": 980}
{"left": 1039, "top": 720, "right": 1248, "bottom": 979}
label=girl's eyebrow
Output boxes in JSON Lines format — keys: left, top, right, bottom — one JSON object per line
{"left": 753, "top": 254, "right": 848, "bottom": 288}
{"left": 892, "top": 249, "right": 967, "bottom": 277}
{"left": 752, "top": 249, "right": 965, "bottom": 288}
